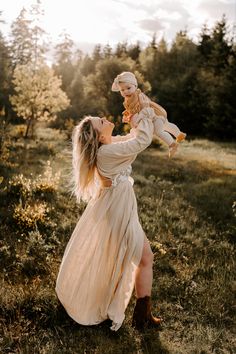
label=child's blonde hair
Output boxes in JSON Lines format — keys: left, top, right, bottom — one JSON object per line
{"left": 72, "top": 116, "right": 101, "bottom": 202}
{"left": 123, "top": 89, "right": 167, "bottom": 120}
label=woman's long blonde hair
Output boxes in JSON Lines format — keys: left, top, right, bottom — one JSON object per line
{"left": 72, "top": 116, "right": 101, "bottom": 202}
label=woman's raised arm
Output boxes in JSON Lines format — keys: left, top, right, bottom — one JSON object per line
{"left": 111, "top": 129, "right": 136, "bottom": 143}
{"left": 100, "top": 107, "right": 155, "bottom": 157}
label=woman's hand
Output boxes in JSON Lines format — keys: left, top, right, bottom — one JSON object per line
{"left": 139, "top": 93, "right": 150, "bottom": 109}
{"left": 130, "top": 113, "right": 139, "bottom": 128}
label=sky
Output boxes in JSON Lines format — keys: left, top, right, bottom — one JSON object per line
{"left": 0, "top": 0, "right": 236, "bottom": 53}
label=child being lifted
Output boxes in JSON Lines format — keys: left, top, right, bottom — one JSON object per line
{"left": 112, "top": 72, "right": 186, "bottom": 157}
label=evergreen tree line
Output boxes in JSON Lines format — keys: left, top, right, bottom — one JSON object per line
{"left": 0, "top": 0, "right": 236, "bottom": 139}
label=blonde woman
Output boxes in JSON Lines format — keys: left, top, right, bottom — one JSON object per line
{"left": 55, "top": 96, "right": 162, "bottom": 332}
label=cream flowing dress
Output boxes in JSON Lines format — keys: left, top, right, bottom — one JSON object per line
{"left": 55, "top": 107, "right": 155, "bottom": 331}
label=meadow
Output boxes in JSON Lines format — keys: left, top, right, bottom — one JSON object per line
{"left": 0, "top": 124, "right": 235, "bottom": 354}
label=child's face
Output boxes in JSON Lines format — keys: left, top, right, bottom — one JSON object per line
{"left": 118, "top": 82, "right": 136, "bottom": 98}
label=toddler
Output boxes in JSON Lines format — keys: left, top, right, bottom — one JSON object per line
{"left": 112, "top": 72, "right": 186, "bottom": 157}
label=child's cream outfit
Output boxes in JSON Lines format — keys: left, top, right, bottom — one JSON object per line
{"left": 132, "top": 107, "right": 183, "bottom": 146}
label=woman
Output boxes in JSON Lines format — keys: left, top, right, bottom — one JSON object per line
{"left": 55, "top": 96, "right": 162, "bottom": 331}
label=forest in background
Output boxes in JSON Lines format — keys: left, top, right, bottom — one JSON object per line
{"left": 0, "top": 0, "right": 236, "bottom": 141}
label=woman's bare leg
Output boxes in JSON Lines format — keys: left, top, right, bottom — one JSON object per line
{"left": 135, "top": 236, "right": 154, "bottom": 298}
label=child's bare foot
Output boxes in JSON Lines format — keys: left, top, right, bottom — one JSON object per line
{"left": 176, "top": 132, "right": 186, "bottom": 143}
{"left": 169, "top": 142, "right": 178, "bottom": 158}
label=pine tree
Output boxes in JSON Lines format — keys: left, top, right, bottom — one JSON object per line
{"left": 127, "top": 42, "right": 141, "bottom": 61}
{"left": 10, "top": 1, "right": 48, "bottom": 70}
{"left": 10, "top": 8, "right": 34, "bottom": 67}
{"left": 55, "top": 31, "right": 74, "bottom": 65}
{"left": 198, "top": 17, "right": 235, "bottom": 138}
{"left": 54, "top": 31, "right": 74, "bottom": 92}
{"left": 29, "top": 0, "right": 48, "bottom": 68}
{"left": 103, "top": 44, "right": 112, "bottom": 59}
{"left": 115, "top": 42, "right": 128, "bottom": 58}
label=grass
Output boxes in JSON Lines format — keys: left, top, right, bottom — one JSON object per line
{"left": 0, "top": 125, "right": 235, "bottom": 353}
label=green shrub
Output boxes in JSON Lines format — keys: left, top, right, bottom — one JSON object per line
{"left": 8, "top": 160, "right": 61, "bottom": 201}
{"left": 64, "top": 117, "right": 75, "bottom": 139}
{"left": 8, "top": 174, "right": 32, "bottom": 201}
{"left": 19, "top": 230, "right": 54, "bottom": 277}
{"left": 6, "top": 161, "right": 61, "bottom": 232}
{"left": 33, "top": 160, "right": 61, "bottom": 199}
{"left": 4, "top": 161, "right": 60, "bottom": 234}
{"left": 13, "top": 201, "right": 50, "bottom": 231}
{"left": 0, "top": 242, "right": 11, "bottom": 268}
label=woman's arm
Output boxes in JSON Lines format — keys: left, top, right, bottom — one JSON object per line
{"left": 111, "top": 129, "right": 136, "bottom": 143}
{"left": 100, "top": 107, "right": 154, "bottom": 157}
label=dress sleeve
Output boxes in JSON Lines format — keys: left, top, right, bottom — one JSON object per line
{"left": 111, "top": 129, "right": 136, "bottom": 142}
{"left": 101, "top": 107, "right": 154, "bottom": 157}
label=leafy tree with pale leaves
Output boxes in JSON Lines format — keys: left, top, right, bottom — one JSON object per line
{"left": 10, "top": 64, "right": 70, "bottom": 138}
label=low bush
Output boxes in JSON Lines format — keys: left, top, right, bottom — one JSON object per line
{"left": 18, "top": 230, "right": 56, "bottom": 277}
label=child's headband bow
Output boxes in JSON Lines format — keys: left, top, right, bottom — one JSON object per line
{"left": 111, "top": 72, "right": 138, "bottom": 91}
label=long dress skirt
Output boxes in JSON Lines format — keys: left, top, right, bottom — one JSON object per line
{"left": 55, "top": 179, "right": 145, "bottom": 331}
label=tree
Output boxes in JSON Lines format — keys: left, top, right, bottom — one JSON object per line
{"left": 10, "top": 7, "right": 33, "bottom": 67}
{"left": 127, "top": 42, "right": 141, "bottom": 61}
{"left": 150, "top": 33, "right": 158, "bottom": 49}
{"left": 199, "top": 16, "right": 232, "bottom": 74}
{"left": 198, "top": 17, "right": 235, "bottom": 138}
{"left": 103, "top": 44, "right": 112, "bottom": 59}
{"left": 0, "top": 12, "right": 13, "bottom": 166}
{"left": 10, "top": 1, "right": 47, "bottom": 69}
{"left": 55, "top": 31, "right": 74, "bottom": 65}
{"left": 92, "top": 44, "right": 103, "bottom": 63}
{"left": 140, "top": 31, "right": 204, "bottom": 135}
{"left": 115, "top": 41, "right": 128, "bottom": 58}
{"left": 198, "top": 24, "right": 212, "bottom": 61}
{"left": 10, "top": 64, "right": 70, "bottom": 138}
{"left": 0, "top": 12, "right": 13, "bottom": 121}
{"left": 80, "top": 54, "right": 95, "bottom": 76}
{"left": 200, "top": 49, "right": 236, "bottom": 139}
{"left": 29, "top": 0, "right": 48, "bottom": 68}
{"left": 162, "top": 31, "right": 202, "bottom": 132}
{"left": 54, "top": 31, "right": 75, "bottom": 92}
{"left": 139, "top": 37, "right": 159, "bottom": 96}
{"left": 67, "top": 68, "right": 86, "bottom": 119}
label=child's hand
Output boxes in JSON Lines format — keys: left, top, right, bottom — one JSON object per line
{"left": 122, "top": 114, "right": 133, "bottom": 123}
{"left": 139, "top": 93, "right": 150, "bottom": 109}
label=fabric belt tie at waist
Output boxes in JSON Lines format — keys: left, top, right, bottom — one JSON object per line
{"left": 112, "top": 174, "right": 134, "bottom": 187}
{"left": 102, "top": 166, "right": 133, "bottom": 189}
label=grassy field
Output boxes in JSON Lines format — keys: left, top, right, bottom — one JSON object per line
{"left": 0, "top": 125, "right": 235, "bottom": 354}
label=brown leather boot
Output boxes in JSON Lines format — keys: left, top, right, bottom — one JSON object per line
{"left": 132, "top": 296, "right": 162, "bottom": 330}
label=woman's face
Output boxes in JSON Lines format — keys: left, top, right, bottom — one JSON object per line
{"left": 118, "top": 82, "right": 136, "bottom": 98}
{"left": 91, "top": 117, "right": 114, "bottom": 140}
